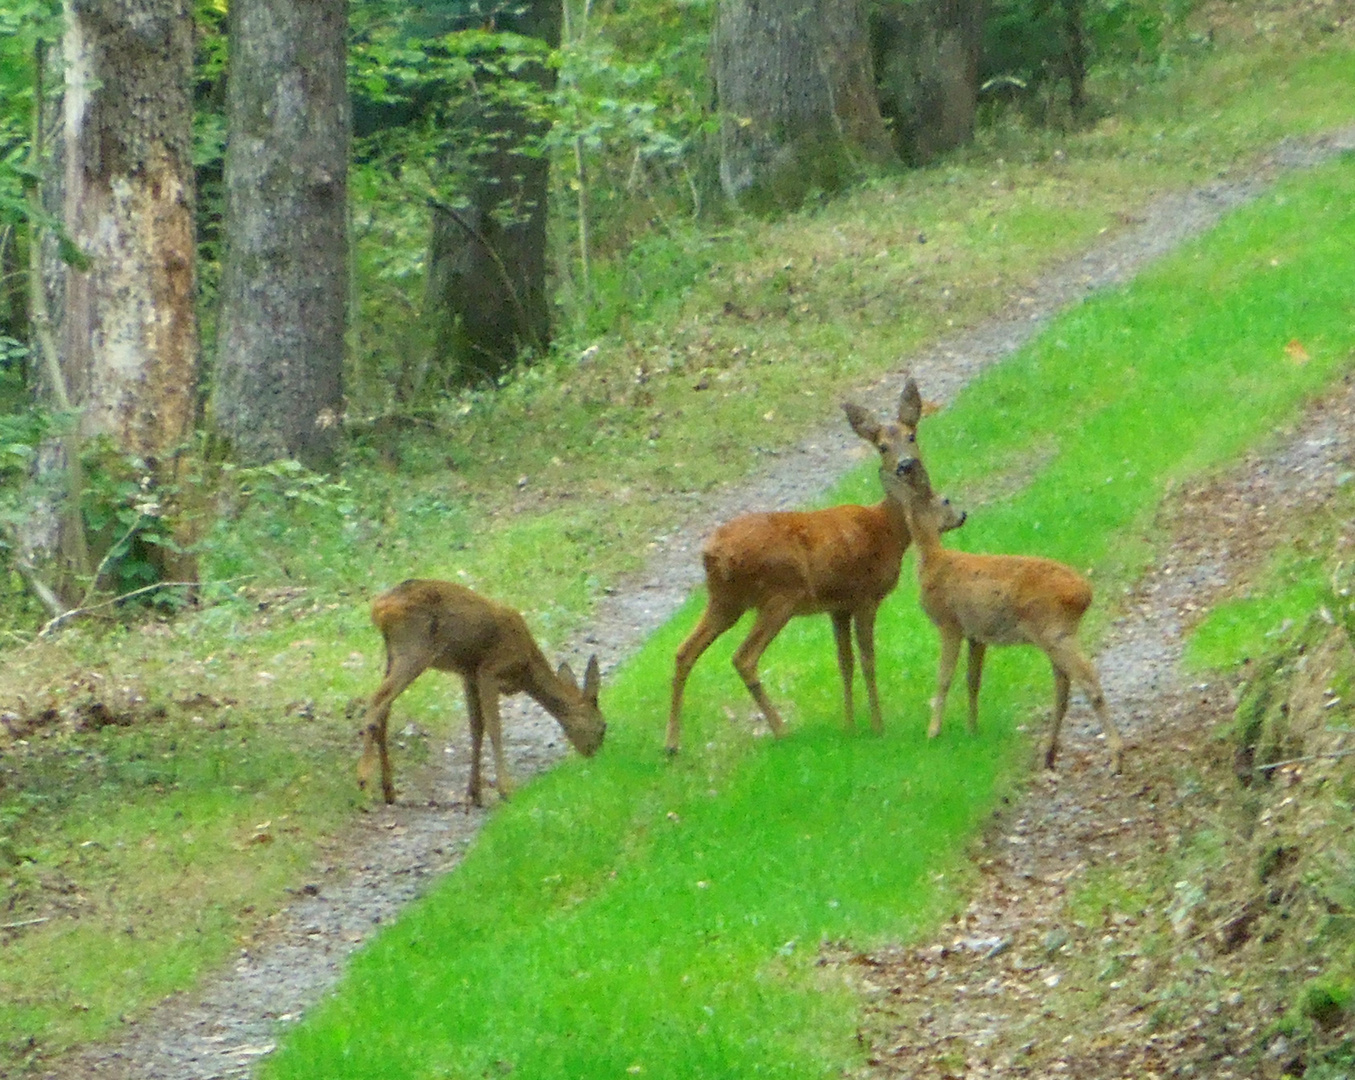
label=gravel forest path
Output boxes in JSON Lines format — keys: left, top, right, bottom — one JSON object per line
{"left": 56, "top": 125, "right": 1355, "bottom": 1079}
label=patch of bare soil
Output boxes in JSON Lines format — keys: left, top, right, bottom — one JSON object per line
{"left": 839, "top": 374, "right": 1355, "bottom": 1080}
{"left": 45, "top": 125, "right": 1355, "bottom": 1079}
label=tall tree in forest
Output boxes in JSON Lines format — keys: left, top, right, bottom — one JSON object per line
{"left": 871, "top": 0, "right": 986, "bottom": 165}
{"left": 212, "top": 0, "right": 349, "bottom": 467}
{"left": 45, "top": 0, "right": 201, "bottom": 595}
{"left": 422, "top": 0, "right": 561, "bottom": 388}
{"left": 713, "top": 0, "right": 894, "bottom": 211}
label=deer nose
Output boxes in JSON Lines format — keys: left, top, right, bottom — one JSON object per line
{"left": 894, "top": 457, "right": 920, "bottom": 476}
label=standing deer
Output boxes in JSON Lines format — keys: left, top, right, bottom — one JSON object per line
{"left": 357, "top": 579, "right": 606, "bottom": 806}
{"left": 665, "top": 378, "right": 964, "bottom": 752}
{"left": 885, "top": 455, "right": 1124, "bottom": 773}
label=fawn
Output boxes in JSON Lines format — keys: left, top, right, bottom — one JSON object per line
{"left": 357, "top": 579, "right": 606, "bottom": 806}
{"left": 665, "top": 378, "right": 964, "bottom": 752}
{"left": 886, "top": 456, "right": 1124, "bottom": 773}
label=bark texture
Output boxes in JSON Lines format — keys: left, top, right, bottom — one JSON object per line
{"left": 871, "top": 0, "right": 986, "bottom": 165}
{"left": 54, "top": 0, "right": 200, "bottom": 592}
{"left": 61, "top": 0, "right": 199, "bottom": 464}
{"left": 713, "top": 0, "right": 894, "bottom": 210}
{"left": 422, "top": 0, "right": 560, "bottom": 389}
{"left": 213, "top": 0, "right": 348, "bottom": 467}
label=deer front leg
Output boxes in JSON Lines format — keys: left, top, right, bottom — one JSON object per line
{"left": 965, "top": 639, "right": 986, "bottom": 734}
{"left": 464, "top": 677, "right": 487, "bottom": 807}
{"left": 476, "top": 672, "right": 514, "bottom": 801}
{"left": 928, "top": 629, "right": 963, "bottom": 739}
{"left": 853, "top": 605, "right": 884, "bottom": 735}
{"left": 830, "top": 611, "right": 856, "bottom": 732}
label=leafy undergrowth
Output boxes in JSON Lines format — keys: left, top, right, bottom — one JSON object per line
{"left": 0, "top": 3, "right": 1353, "bottom": 1071}
{"left": 1037, "top": 567, "right": 1355, "bottom": 1078}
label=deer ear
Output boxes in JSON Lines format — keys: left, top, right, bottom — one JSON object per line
{"left": 842, "top": 401, "right": 880, "bottom": 443}
{"left": 558, "top": 661, "right": 578, "bottom": 689}
{"left": 583, "top": 655, "right": 601, "bottom": 702}
{"left": 897, "top": 378, "right": 923, "bottom": 426}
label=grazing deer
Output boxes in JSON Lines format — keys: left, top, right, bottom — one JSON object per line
{"left": 665, "top": 378, "right": 964, "bottom": 752}
{"left": 357, "top": 579, "right": 606, "bottom": 806}
{"left": 885, "top": 456, "right": 1124, "bottom": 773}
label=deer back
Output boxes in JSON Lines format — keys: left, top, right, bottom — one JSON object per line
{"left": 372, "top": 580, "right": 527, "bottom": 676}
{"left": 916, "top": 550, "right": 1090, "bottom": 643}
{"left": 702, "top": 502, "right": 908, "bottom": 614}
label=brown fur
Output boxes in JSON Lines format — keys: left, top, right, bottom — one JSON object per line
{"left": 665, "top": 379, "right": 963, "bottom": 751}
{"left": 357, "top": 579, "right": 605, "bottom": 806}
{"left": 887, "top": 458, "right": 1123, "bottom": 773}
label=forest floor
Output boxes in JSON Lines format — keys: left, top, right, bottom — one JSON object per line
{"left": 45, "top": 124, "right": 1355, "bottom": 1079}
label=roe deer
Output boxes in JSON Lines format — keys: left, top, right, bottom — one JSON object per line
{"left": 665, "top": 378, "right": 964, "bottom": 752}
{"left": 886, "top": 456, "right": 1124, "bottom": 773}
{"left": 357, "top": 579, "right": 606, "bottom": 806}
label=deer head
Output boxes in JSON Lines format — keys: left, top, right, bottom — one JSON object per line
{"left": 556, "top": 656, "right": 605, "bottom": 756}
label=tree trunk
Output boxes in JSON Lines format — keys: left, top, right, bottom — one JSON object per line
{"left": 58, "top": 0, "right": 200, "bottom": 588}
{"left": 713, "top": 0, "right": 894, "bottom": 212}
{"left": 871, "top": 0, "right": 986, "bottom": 165}
{"left": 1062, "top": 0, "right": 1087, "bottom": 115}
{"left": 421, "top": 0, "right": 560, "bottom": 391}
{"left": 213, "top": 0, "right": 349, "bottom": 467}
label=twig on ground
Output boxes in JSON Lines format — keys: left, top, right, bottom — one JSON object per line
{"left": 37, "top": 575, "right": 256, "bottom": 638}
{"left": 1254, "top": 746, "right": 1355, "bottom": 772}
{"left": 0, "top": 917, "right": 50, "bottom": 931}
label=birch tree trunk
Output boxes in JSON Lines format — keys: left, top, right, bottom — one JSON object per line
{"left": 58, "top": 0, "right": 200, "bottom": 588}
{"left": 212, "top": 0, "right": 349, "bottom": 467}
{"left": 713, "top": 0, "right": 894, "bottom": 211}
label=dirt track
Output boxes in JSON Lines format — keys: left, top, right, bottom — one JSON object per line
{"left": 54, "top": 124, "right": 1355, "bottom": 1079}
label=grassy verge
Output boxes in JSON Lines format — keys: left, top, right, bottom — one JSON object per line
{"left": 260, "top": 155, "right": 1355, "bottom": 1078}
{"left": 0, "top": 8, "right": 1352, "bottom": 1068}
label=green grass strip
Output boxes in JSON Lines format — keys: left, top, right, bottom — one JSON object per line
{"left": 264, "top": 155, "right": 1355, "bottom": 1078}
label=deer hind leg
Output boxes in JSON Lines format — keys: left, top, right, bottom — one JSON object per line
{"left": 853, "top": 605, "right": 884, "bottom": 735}
{"left": 830, "top": 611, "right": 857, "bottom": 733}
{"left": 928, "top": 629, "right": 964, "bottom": 739}
{"left": 1045, "top": 666, "right": 1071, "bottom": 770}
{"left": 667, "top": 602, "right": 741, "bottom": 754}
{"left": 1045, "top": 637, "right": 1123, "bottom": 774}
{"left": 731, "top": 597, "right": 797, "bottom": 737}
{"left": 463, "top": 677, "right": 487, "bottom": 807}
{"left": 965, "top": 640, "right": 986, "bottom": 734}
{"left": 358, "top": 647, "right": 433, "bottom": 804}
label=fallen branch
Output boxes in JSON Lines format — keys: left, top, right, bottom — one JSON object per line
{"left": 78, "top": 510, "right": 145, "bottom": 609}
{"left": 14, "top": 558, "right": 66, "bottom": 619}
{"left": 1254, "top": 747, "right": 1355, "bottom": 772}
{"left": 37, "top": 575, "right": 255, "bottom": 638}
{"left": 0, "top": 917, "right": 50, "bottom": 931}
